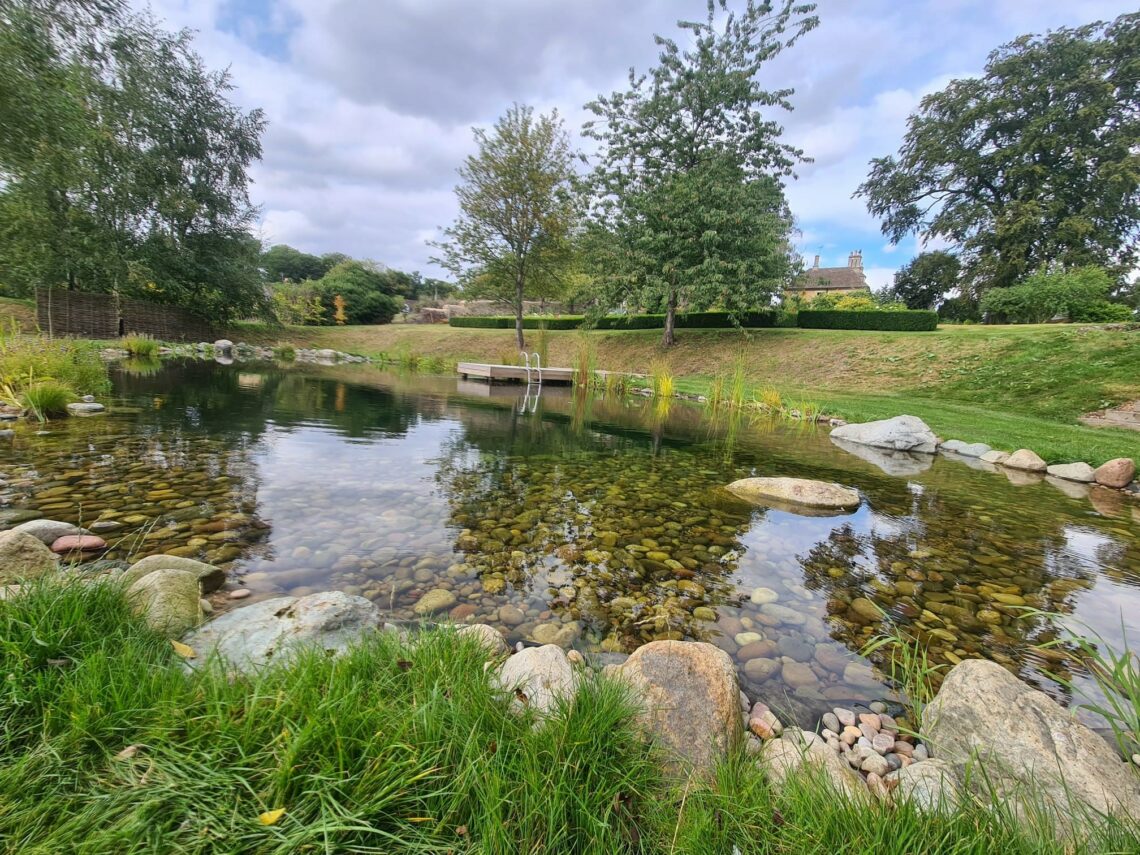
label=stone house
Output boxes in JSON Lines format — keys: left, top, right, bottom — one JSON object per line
{"left": 786, "top": 252, "right": 868, "bottom": 302}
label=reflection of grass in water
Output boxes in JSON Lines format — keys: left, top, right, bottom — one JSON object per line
{"left": 120, "top": 357, "right": 164, "bottom": 377}
{"left": 650, "top": 362, "right": 674, "bottom": 399}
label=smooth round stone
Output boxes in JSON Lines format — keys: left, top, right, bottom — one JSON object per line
{"left": 692, "top": 606, "right": 716, "bottom": 622}
{"left": 50, "top": 534, "right": 107, "bottom": 554}
{"left": 777, "top": 634, "right": 815, "bottom": 661}
{"left": 834, "top": 707, "right": 856, "bottom": 728}
{"left": 840, "top": 726, "right": 860, "bottom": 746}
{"left": 893, "top": 740, "right": 914, "bottom": 757}
{"left": 743, "top": 657, "right": 780, "bottom": 682}
{"left": 913, "top": 743, "right": 929, "bottom": 761}
{"left": 734, "top": 631, "right": 763, "bottom": 646}
{"left": 859, "top": 723, "right": 878, "bottom": 742}
{"left": 449, "top": 603, "right": 477, "bottom": 621}
{"left": 866, "top": 771, "right": 889, "bottom": 801}
{"left": 749, "top": 587, "right": 779, "bottom": 605}
{"left": 858, "top": 713, "right": 882, "bottom": 730}
{"left": 498, "top": 604, "right": 525, "bottom": 626}
{"left": 228, "top": 588, "right": 252, "bottom": 600}
{"left": 821, "top": 712, "right": 840, "bottom": 733}
{"left": 413, "top": 588, "right": 456, "bottom": 615}
{"left": 780, "top": 661, "right": 817, "bottom": 688}
{"left": 860, "top": 752, "right": 889, "bottom": 777}
{"left": 884, "top": 753, "right": 903, "bottom": 772}
{"left": 737, "top": 640, "right": 777, "bottom": 660}
{"left": 879, "top": 713, "right": 898, "bottom": 732}
{"left": 869, "top": 701, "right": 887, "bottom": 714}
{"left": 872, "top": 732, "right": 894, "bottom": 755}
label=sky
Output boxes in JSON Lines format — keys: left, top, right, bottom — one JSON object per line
{"left": 138, "top": 0, "right": 1136, "bottom": 289}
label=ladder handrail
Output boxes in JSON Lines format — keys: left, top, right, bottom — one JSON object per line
{"left": 531, "top": 352, "right": 542, "bottom": 385}
{"left": 519, "top": 351, "right": 531, "bottom": 384}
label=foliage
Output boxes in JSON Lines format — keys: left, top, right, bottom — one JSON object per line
{"left": 270, "top": 281, "right": 326, "bottom": 325}
{"left": 313, "top": 260, "right": 400, "bottom": 326}
{"left": 857, "top": 12, "right": 1140, "bottom": 289}
{"left": 332, "top": 294, "right": 347, "bottom": 325}
{"left": 0, "top": 332, "right": 109, "bottom": 412}
{"left": 119, "top": 334, "right": 159, "bottom": 358}
{"left": 650, "top": 362, "right": 675, "bottom": 398}
{"left": 938, "top": 294, "right": 981, "bottom": 323}
{"left": 978, "top": 267, "right": 1134, "bottom": 324}
{"left": 890, "top": 251, "right": 961, "bottom": 310}
{"left": 0, "top": 0, "right": 268, "bottom": 321}
{"left": 432, "top": 104, "right": 578, "bottom": 349}
{"left": 448, "top": 310, "right": 778, "bottom": 330}
{"left": 20, "top": 380, "right": 72, "bottom": 420}
{"left": 273, "top": 344, "right": 296, "bottom": 362}
{"left": 797, "top": 309, "right": 939, "bottom": 331}
{"left": 584, "top": 1, "right": 815, "bottom": 346}
{"left": 862, "top": 618, "right": 947, "bottom": 724}
{"left": 260, "top": 244, "right": 337, "bottom": 283}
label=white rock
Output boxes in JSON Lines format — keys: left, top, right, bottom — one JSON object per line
{"left": 1045, "top": 462, "right": 1096, "bottom": 483}
{"left": 886, "top": 759, "right": 962, "bottom": 813}
{"left": 939, "top": 440, "right": 992, "bottom": 458}
{"left": 495, "top": 644, "right": 578, "bottom": 715}
{"left": 1002, "top": 449, "right": 1047, "bottom": 472}
{"left": 759, "top": 729, "right": 870, "bottom": 803}
{"left": 980, "top": 450, "right": 1010, "bottom": 464}
{"left": 829, "top": 415, "right": 938, "bottom": 454}
{"left": 726, "top": 477, "right": 860, "bottom": 514}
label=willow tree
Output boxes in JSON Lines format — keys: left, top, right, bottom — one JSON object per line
{"left": 584, "top": 0, "right": 815, "bottom": 346}
{"left": 432, "top": 104, "right": 578, "bottom": 350}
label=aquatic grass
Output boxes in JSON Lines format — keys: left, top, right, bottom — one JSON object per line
{"left": 573, "top": 334, "right": 596, "bottom": 387}
{"left": 21, "top": 381, "right": 73, "bottom": 420}
{"left": 119, "top": 333, "right": 160, "bottom": 358}
{"left": 0, "top": 334, "right": 109, "bottom": 403}
{"left": 603, "top": 371, "right": 629, "bottom": 397}
{"left": 273, "top": 344, "right": 296, "bottom": 361}
{"left": 758, "top": 386, "right": 783, "bottom": 412}
{"left": 650, "top": 362, "right": 675, "bottom": 399}
{"left": 535, "top": 320, "right": 550, "bottom": 367}
{"left": 728, "top": 356, "right": 748, "bottom": 408}
{"left": 705, "top": 373, "right": 726, "bottom": 410}
{"left": 1028, "top": 610, "right": 1140, "bottom": 760}
{"left": 861, "top": 614, "right": 947, "bottom": 725}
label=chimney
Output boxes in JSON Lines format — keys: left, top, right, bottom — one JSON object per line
{"left": 813, "top": 254, "right": 820, "bottom": 268}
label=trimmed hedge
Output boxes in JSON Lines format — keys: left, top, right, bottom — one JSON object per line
{"left": 448, "top": 310, "right": 778, "bottom": 330}
{"left": 796, "top": 309, "right": 938, "bottom": 331}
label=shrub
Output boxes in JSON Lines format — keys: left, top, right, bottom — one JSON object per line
{"left": 120, "top": 333, "right": 160, "bottom": 358}
{"left": 449, "top": 310, "right": 779, "bottom": 330}
{"left": 938, "top": 295, "right": 981, "bottom": 323}
{"left": 979, "top": 267, "right": 1132, "bottom": 324}
{"left": 313, "top": 261, "right": 401, "bottom": 325}
{"left": 273, "top": 344, "right": 296, "bottom": 361}
{"left": 22, "top": 381, "right": 73, "bottom": 420}
{"left": 0, "top": 334, "right": 110, "bottom": 406}
{"left": 796, "top": 310, "right": 938, "bottom": 331}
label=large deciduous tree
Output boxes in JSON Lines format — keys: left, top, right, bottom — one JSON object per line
{"left": 431, "top": 104, "right": 578, "bottom": 350}
{"left": 890, "top": 251, "right": 960, "bottom": 310}
{"left": 0, "top": 0, "right": 267, "bottom": 321}
{"left": 584, "top": 0, "right": 815, "bottom": 346}
{"left": 857, "top": 12, "right": 1140, "bottom": 290}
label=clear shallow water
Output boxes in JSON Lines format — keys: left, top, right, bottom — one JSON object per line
{"left": 2, "top": 360, "right": 1138, "bottom": 724}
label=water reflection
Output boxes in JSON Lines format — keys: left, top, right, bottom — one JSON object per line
{"left": 0, "top": 359, "right": 1136, "bottom": 725}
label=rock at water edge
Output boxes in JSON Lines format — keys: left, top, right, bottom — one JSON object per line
{"left": 181, "top": 591, "right": 382, "bottom": 671}
{"left": 122, "top": 554, "right": 226, "bottom": 594}
{"left": 11, "top": 519, "right": 87, "bottom": 546}
{"left": 922, "top": 659, "right": 1140, "bottom": 831}
{"left": 126, "top": 568, "right": 202, "bottom": 636}
{"left": 1002, "top": 449, "right": 1047, "bottom": 472}
{"left": 1094, "top": 458, "right": 1136, "bottom": 489}
{"left": 610, "top": 640, "right": 742, "bottom": 775}
{"left": 726, "top": 477, "right": 860, "bottom": 514}
{"left": 885, "top": 758, "right": 962, "bottom": 813}
{"left": 495, "top": 644, "right": 578, "bottom": 715}
{"left": 830, "top": 415, "right": 938, "bottom": 453}
{"left": 759, "top": 729, "right": 869, "bottom": 803}
{"left": 1045, "top": 462, "right": 1096, "bottom": 483}
{"left": 0, "top": 531, "right": 59, "bottom": 584}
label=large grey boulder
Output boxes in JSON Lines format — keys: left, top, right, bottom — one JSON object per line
{"left": 181, "top": 591, "right": 381, "bottom": 671}
{"left": 830, "top": 437, "right": 934, "bottom": 476}
{"left": 609, "top": 640, "right": 742, "bottom": 774}
{"left": 726, "top": 477, "right": 860, "bottom": 515}
{"left": 126, "top": 568, "right": 202, "bottom": 636}
{"left": 830, "top": 415, "right": 938, "bottom": 454}
{"left": 885, "top": 758, "right": 962, "bottom": 812}
{"left": 0, "top": 530, "right": 59, "bottom": 583}
{"left": 923, "top": 659, "right": 1140, "bottom": 831}
{"left": 759, "top": 730, "right": 869, "bottom": 803}
{"left": 11, "top": 519, "right": 87, "bottom": 546}
{"left": 122, "top": 554, "right": 226, "bottom": 594}
{"left": 495, "top": 644, "right": 578, "bottom": 715}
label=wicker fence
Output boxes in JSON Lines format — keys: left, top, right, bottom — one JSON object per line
{"left": 35, "top": 289, "right": 213, "bottom": 341}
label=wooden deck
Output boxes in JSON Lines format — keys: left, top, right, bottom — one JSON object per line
{"left": 457, "top": 362, "right": 575, "bottom": 384}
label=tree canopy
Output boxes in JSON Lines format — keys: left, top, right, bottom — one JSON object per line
{"left": 583, "top": 0, "right": 815, "bottom": 346}
{"left": 857, "top": 12, "right": 1140, "bottom": 290}
{"left": 0, "top": 0, "right": 267, "bottom": 320}
{"left": 431, "top": 104, "right": 578, "bottom": 349}
{"left": 890, "top": 251, "right": 961, "bottom": 310}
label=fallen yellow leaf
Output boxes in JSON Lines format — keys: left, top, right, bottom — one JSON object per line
{"left": 258, "top": 808, "right": 286, "bottom": 826}
{"left": 169, "top": 639, "right": 196, "bottom": 659}
{"left": 113, "top": 744, "right": 141, "bottom": 761}
{"left": 407, "top": 817, "right": 434, "bottom": 823}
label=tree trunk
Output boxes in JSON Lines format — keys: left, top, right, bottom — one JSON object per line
{"left": 514, "top": 271, "right": 526, "bottom": 351}
{"left": 662, "top": 288, "right": 678, "bottom": 347}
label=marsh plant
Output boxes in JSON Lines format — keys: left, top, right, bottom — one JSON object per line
{"left": 120, "top": 333, "right": 160, "bottom": 358}
{"left": 273, "top": 344, "right": 297, "bottom": 362}
{"left": 573, "top": 335, "right": 597, "bottom": 387}
{"left": 650, "top": 362, "right": 675, "bottom": 399}
{"left": 21, "top": 381, "right": 73, "bottom": 421}
{"left": 861, "top": 617, "right": 947, "bottom": 726}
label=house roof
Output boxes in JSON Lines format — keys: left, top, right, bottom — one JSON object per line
{"left": 789, "top": 265, "right": 868, "bottom": 292}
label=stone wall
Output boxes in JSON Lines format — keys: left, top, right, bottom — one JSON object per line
{"left": 35, "top": 289, "right": 213, "bottom": 341}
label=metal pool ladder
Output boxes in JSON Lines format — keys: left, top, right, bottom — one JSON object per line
{"left": 519, "top": 352, "right": 543, "bottom": 413}
{"left": 519, "top": 351, "right": 544, "bottom": 385}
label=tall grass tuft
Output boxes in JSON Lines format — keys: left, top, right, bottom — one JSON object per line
{"left": 0, "top": 334, "right": 109, "bottom": 405}
{"left": 603, "top": 371, "right": 628, "bottom": 397}
{"left": 650, "top": 362, "right": 674, "bottom": 399}
{"left": 729, "top": 357, "right": 748, "bottom": 408}
{"left": 706, "top": 374, "right": 726, "bottom": 410}
{"left": 573, "top": 334, "right": 596, "bottom": 387}
{"left": 758, "top": 387, "right": 783, "bottom": 412}
{"left": 120, "top": 333, "right": 160, "bottom": 358}
{"left": 22, "top": 381, "right": 73, "bottom": 421}
{"left": 535, "top": 321, "right": 550, "bottom": 367}
{"left": 861, "top": 611, "right": 947, "bottom": 725}
{"left": 274, "top": 344, "right": 296, "bottom": 361}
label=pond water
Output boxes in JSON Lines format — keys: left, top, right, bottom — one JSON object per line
{"left": 2, "top": 359, "right": 1138, "bottom": 725}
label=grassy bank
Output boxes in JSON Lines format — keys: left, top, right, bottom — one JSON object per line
{"left": 231, "top": 321, "right": 1140, "bottom": 465}
{"left": 1, "top": 581, "right": 1137, "bottom": 853}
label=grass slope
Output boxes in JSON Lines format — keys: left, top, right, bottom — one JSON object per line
{"left": 1, "top": 582, "right": 1138, "bottom": 853}
{"left": 233, "top": 321, "right": 1140, "bottom": 464}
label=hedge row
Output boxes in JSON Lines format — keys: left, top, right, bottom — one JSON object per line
{"left": 449, "top": 309, "right": 939, "bottom": 332}
{"left": 795, "top": 309, "right": 939, "bottom": 331}
{"left": 448, "top": 310, "right": 779, "bottom": 330}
